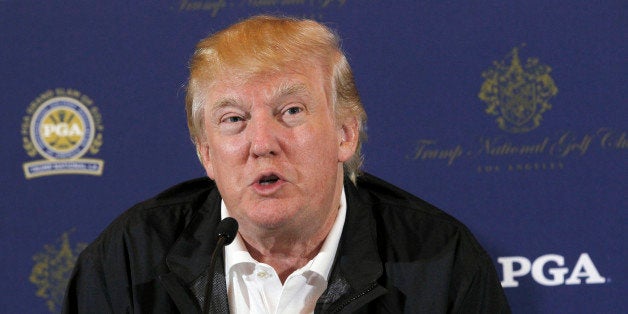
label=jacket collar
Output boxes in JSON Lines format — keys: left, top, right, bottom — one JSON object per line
{"left": 159, "top": 184, "right": 225, "bottom": 313}
{"left": 337, "top": 175, "right": 384, "bottom": 287}
{"left": 317, "top": 175, "right": 387, "bottom": 311}
{"left": 164, "top": 186, "right": 222, "bottom": 283}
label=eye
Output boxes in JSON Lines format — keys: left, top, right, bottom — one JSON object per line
{"left": 280, "top": 104, "right": 306, "bottom": 126}
{"left": 285, "top": 106, "right": 303, "bottom": 115}
{"left": 218, "top": 113, "right": 246, "bottom": 134}
{"left": 281, "top": 105, "right": 305, "bottom": 118}
{"left": 222, "top": 115, "right": 244, "bottom": 123}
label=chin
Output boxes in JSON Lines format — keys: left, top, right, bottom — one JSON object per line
{"left": 245, "top": 209, "right": 297, "bottom": 232}
{"left": 250, "top": 216, "right": 291, "bottom": 231}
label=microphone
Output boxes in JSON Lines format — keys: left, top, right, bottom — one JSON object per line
{"left": 216, "top": 217, "right": 238, "bottom": 246}
{"left": 204, "top": 217, "right": 238, "bottom": 314}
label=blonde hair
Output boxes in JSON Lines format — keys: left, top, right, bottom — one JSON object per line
{"left": 185, "top": 15, "right": 367, "bottom": 182}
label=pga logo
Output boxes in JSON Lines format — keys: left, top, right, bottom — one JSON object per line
{"left": 498, "top": 253, "right": 606, "bottom": 287}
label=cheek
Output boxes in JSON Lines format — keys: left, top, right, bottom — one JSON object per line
{"left": 220, "top": 141, "right": 247, "bottom": 159}
{"left": 293, "top": 129, "right": 340, "bottom": 166}
{"left": 206, "top": 138, "right": 248, "bottom": 172}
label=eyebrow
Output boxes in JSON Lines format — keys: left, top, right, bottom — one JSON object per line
{"left": 208, "top": 82, "right": 312, "bottom": 116}
{"left": 210, "top": 97, "right": 240, "bottom": 111}
{"left": 273, "top": 82, "right": 310, "bottom": 100}
{"left": 206, "top": 97, "right": 240, "bottom": 122}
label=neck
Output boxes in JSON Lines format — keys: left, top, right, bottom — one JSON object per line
{"left": 240, "top": 208, "right": 338, "bottom": 283}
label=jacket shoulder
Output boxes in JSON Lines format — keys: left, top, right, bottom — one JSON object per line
{"left": 353, "top": 173, "right": 488, "bottom": 258}
{"left": 149, "top": 176, "right": 217, "bottom": 206}
{"left": 117, "top": 177, "right": 217, "bottom": 223}
{"left": 81, "top": 177, "right": 218, "bottom": 260}
{"left": 355, "top": 173, "right": 455, "bottom": 221}
{"left": 351, "top": 173, "right": 510, "bottom": 313}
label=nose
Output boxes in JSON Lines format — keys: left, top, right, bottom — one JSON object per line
{"left": 247, "top": 113, "right": 281, "bottom": 158}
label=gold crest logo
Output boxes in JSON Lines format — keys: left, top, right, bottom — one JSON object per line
{"left": 479, "top": 47, "right": 558, "bottom": 133}
{"left": 22, "top": 88, "right": 104, "bottom": 178}
{"left": 29, "top": 230, "right": 87, "bottom": 313}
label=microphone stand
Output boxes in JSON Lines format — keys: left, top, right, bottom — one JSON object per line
{"left": 204, "top": 217, "right": 238, "bottom": 314}
{"left": 204, "top": 236, "right": 226, "bottom": 314}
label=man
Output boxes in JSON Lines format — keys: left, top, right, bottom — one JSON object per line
{"left": 63, "top": 15, "right": 510, "bottom": 313}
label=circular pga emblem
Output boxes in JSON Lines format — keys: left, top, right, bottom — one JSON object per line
{"left": 30, "top": 97, "right": 95, "bottom": 160}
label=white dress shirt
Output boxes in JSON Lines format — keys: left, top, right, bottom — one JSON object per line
{"left": 221, "top": 189, "right": 347, "bottom": 314}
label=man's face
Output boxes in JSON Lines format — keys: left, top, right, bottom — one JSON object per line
{"left": 197, "top": 62, "right": 357, "bottom": 238}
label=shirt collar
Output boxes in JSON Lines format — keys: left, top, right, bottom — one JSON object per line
{"left": 222, "top": 188, "right": 347, "bottom": 283}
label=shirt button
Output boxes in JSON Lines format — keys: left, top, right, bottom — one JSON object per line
{"left": 256, "top": 270, "right": 270, "bottom": 279}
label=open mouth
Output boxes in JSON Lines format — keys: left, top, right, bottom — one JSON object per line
{"left": 258, "top": 174, "right": 280, "bottom": 185}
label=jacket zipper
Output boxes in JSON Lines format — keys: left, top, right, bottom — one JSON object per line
{"left": 332, "top": 281, "right": 378, "bottom": 313}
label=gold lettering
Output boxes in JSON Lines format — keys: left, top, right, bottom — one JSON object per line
{"left": 616, "top": 132, "right": 628, "bottom": 149}
{"left": 282, "top": 0, "right": 305, "bottom": 4}
{"left": 477, "top": 165, "right": 501, "bottom": 173}
{"left": 179, "top": 0, "right": 227, "bottom": 17}
{"left": 65, "top": 88, "right": 81, "bottom": 98}
{"left": 320, "top": 0, "right": 347, "bottom": 7}
{"left": 26, "top": 90, "right": 54, "bottom": 114}
{"left": 90, "top": 107, "right": 104, "bottom": 131}
{"left": 507, "top": 162, "right": 564, "bottom": 172}
{"left": 550, "top": 132, "right": 593, "bottom": 157}
{"left": 599, "top": 128, "right": 628, "bottom": 150}
{"left": 80, "top": 95, "right": 93, "bottom": 106}
{"left": 409, "top": 140, "right": 463, "bottom": 165}
{"left": 177, "top": 0, "right": 350, "bottom": 17}
{"left": 21, "top": 116, "right": 31, "bottom": 136}
{"left": 479, "top": 137, "right": 548, "bottom": 156}
{"left": 248, "top": 0, "right": 279, "bottom": 6}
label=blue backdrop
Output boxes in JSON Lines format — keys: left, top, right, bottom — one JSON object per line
{"left": 1, "top": 1, "right": 625, "bottom": 313}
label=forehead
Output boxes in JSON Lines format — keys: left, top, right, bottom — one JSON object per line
{"left": 204, "top": 62, "right": 330, "bottom": 105}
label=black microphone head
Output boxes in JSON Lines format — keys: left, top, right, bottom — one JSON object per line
{"left": 216, "top": 217, "right": 238, "bottom": 245}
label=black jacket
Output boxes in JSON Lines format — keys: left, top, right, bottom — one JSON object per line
{"left": 63, "top": 173, "right": 510, "bottom": 313}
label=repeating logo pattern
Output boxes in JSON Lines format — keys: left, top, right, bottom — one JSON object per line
{"left": 479, "top": 47, "right": 558, "bottom": 133}
{"left": 29, "top": 231, "right": 87, "bottom": 313}
{"left": 22, "top": 88, "right": 104, "bottom": 178}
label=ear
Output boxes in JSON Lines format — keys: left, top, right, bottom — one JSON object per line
{"left": 337, "top": 116, "right": 359, "bottom": 163}
{"left": 197, "top": 141, "right": 215, "bottom": 179}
